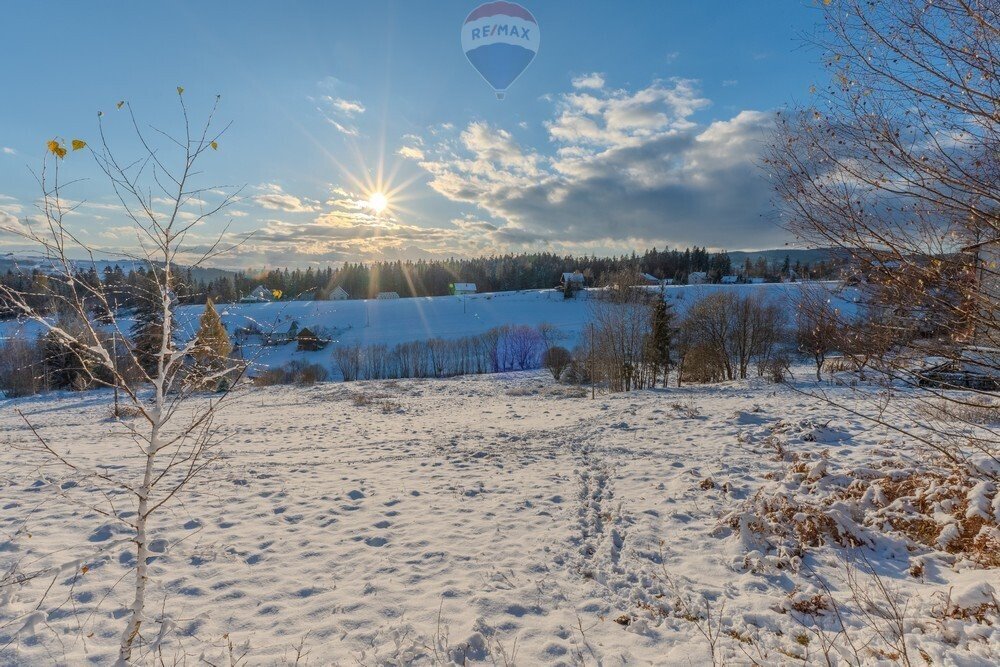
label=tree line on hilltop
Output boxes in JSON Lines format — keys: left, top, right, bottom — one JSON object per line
{"left": 0, "top": 247, "right": 844, "bottom": 317}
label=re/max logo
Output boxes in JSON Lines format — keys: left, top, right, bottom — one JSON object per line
{"left": 469, "top": 24, "right": 531, "bottom": 40}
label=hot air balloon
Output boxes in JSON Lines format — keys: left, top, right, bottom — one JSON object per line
{"left": 461, "top": 2, "right": 539, "bottom": 100}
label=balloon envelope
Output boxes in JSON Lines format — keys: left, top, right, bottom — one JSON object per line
{"left": 462, "top": 2, "right": 539, "bottom": 98}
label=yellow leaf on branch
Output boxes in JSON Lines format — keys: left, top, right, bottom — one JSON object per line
{"left": 47, "top": 139, "right": 67, "bottom": 158}
{"left": 117, "top": 101, "right": 125, "bottom": 109}
{"left": 210, "top": 141, "right": 218, "bottom": 150}
{"left": 71, "top": 139, "right": 87, "bottom": 151}
{"left": 177, "top": 86, "right": 184, "bottom": 95}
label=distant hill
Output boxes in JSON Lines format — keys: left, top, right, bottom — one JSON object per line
{"left": 0, "top": 256, "right": 237, "bottom": 283}
{"left": 727, "top": 247, "right": 850, "bottom": 266}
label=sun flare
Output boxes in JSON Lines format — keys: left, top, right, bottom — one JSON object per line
{"left": 368, "top": 192, "right": 388, "bottom": 214}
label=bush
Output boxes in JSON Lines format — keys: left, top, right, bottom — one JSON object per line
{"left": 254, "top": 361, "right": 329, "bottom": 386}
{"left": 542, "top": 346, "right": 572, "bottom": 380}
{"left": 0, "top": 338, "right": 46, "bottom": 397}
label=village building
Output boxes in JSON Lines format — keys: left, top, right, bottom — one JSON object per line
{"left": 450, "top": 282, "right": 477, "bottom": 295}
{"left": 329, "top": 286, "right": 350, "bottom": 301}
{"left": 558, "top": 271, "right": 586, "bottom": 298}
{"left": 376, "top": 291, "right": 400, "bottom": 300}
{"left": 687, "top": 271, "right": 708, "bottom": 285}
{"left": 296, "top": 326, "right": 329, "bottom": 352}
{"left": 240, "top": 285, "right": 274, "bottom": 303}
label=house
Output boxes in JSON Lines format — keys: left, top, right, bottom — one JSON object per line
{"left": 720, "top": 275, "right": 740, "bottom": 284}
{"left": 687, "top": 272, "right": 708, "bottom": 285}
{"left": 263, "top": 321, "right": 300, "bottom": 346}
{"left": 639, "top": 273, "right": 663, "bottom": 286}
{"left": 559, "top": 271, "right": 586, "bottom": 297}
{"left": 450, "top": 282, "right": 477, "bottom": 295}
{"left": 240, "top": 285, "right": 274, "bottom": 303}
{"left": 296, "top": 326, "right": 329, "bottom": 352}
{"left": 376, "top": 291, "right": 400, "bottom": 300}
{"left": 749, "top": 277, "right": 766, "bottom": 284}
{"left": 329, "top": 286, "right": 350, "bottom": 301}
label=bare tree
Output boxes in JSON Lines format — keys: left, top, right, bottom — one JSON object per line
{"left": 0, "top": 90, "right": 248, "bottom": 663}
{"left": 589, "top": 271, "right": 656, "bottom": 391}
{"left": 796, "top": 288, "right": 843, "bottom": 382}
{"left": 765, "top": 0, "right": 1000, "bottom": 473}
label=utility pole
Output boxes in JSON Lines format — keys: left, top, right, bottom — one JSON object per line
{"left": 590, "top": 323, "right": 595, "bottom": 400}
{"left": 112, "top": 333, "right": 120, "bottom": 417}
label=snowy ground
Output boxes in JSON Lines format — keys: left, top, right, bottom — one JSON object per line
{"left": 1, "top": 369, "right": 997, "bottom": 665}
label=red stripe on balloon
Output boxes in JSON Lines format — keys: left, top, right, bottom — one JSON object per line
{"left": 464, "top": 1, "right": 536, "bottom": 24}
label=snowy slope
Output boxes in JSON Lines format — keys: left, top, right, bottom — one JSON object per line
{"left": 0, "top": 282, "right": 860, "bottom": 376}
{"left": 0, "top": 370, "right": 995, "bottom": 664}
{"left": 171, "top": 282, "right": 860, "bottom": 373}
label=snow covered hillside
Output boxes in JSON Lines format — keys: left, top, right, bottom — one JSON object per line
{"left": 0, "top": 282, "right": 859, "bottom": 380}
{"left": 1, "top": 370, "right": 995, "bottom": 664}
{"left": 165, "top": 282, "right": 858, "bottom": 376}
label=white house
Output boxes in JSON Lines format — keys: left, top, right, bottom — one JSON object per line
{"left": 376, "top": 291, "right": 400, "bottom": 300}
{"left": 687, "top": 272, "right": 708, "bottom": 285}
{"left": 240, "top": 285, "right": 274, "bottom": 303}
{"left": 329, "top": 286, "right": 350, "bottom": 301}
{"left": 720, "top": 274, "right": 739, "bottom": 284}
{"left": 562, "top": 271, "right": 585, "bottom": 286}
{"left": 451, "top": 282, "right": 477, "bottom": 295}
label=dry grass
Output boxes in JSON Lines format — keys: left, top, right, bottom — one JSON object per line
{"left": 917, "top": 397, "right": 1000, "bottom": 425}
{"left": 349, "top": 391, "right": 403, "bottom": 414}
{"left": 729, "top": 430, "right": 1000, "bottom": 569}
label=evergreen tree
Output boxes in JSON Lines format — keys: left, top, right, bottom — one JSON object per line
{"left": 189, "top": 299, "right": 232, "bottom": 389}
{"left": 647, "top": 295, "right": 674, "bottom": 387}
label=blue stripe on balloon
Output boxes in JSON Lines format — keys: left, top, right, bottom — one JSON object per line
{"left": 465, "top": 43, "right": 536, "bottom": 91}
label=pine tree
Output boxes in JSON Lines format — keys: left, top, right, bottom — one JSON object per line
{"left": 190, "top": 299, "right": 232, "bottom": 389}
{"left": 648, "top": 295, "right": 674, "bottom": 387}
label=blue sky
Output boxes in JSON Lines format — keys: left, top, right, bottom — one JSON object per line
{"left": 0, "top": 1, "right": 829, "bottom": 267}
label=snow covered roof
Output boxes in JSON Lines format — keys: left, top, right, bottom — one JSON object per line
{"left": 241, "top": 285, "right": 274, "bottom": 302}
{"left": 562, "top": 272, "right": 585, "bottom": 283}
{"left": 376, "top": 291, "right": 400, "bottom": 299}
{"left": 452, "top": 283, "right": 477, "bottom": 291}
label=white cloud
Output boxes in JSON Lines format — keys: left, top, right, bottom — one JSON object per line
{"left": 252, "top": 183, "right": 321, "bottom": 213}
{"left": 314, "top": 89, "right": 367, "bottom": 136}
{"left": 571, "top": 72, "right": 605, "bottom": 90}
{"left": 408, "top": 77, "right": 783, "bottom": 250}
{"left": 327, "top": 97, "right": 365, "bottom": 116}
{"left": 397, "top": 145, "right": 425, "bottom": 160}
{"left": 325, "top": 119, "right": 360, "bottom": 137}
{"left": 2, "top": 147, "right": 15, "bottom": 155}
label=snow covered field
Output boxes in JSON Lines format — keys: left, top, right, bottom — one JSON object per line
{"left": 0, "top": 282, "right": 860, "bottom": 380}
{"left": 184, "top": 282, "right": 858, "bottom": 376}
{"left": 2, "top": 369, "right": 996, "bottom": 665}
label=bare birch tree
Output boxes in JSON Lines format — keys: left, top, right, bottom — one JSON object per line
{"left": 0, "top": 90, "right": 248, "bottom": 663}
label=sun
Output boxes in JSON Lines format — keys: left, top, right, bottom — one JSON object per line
{"left": 368, "top": 192, "right": 388, "bottom": 214}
